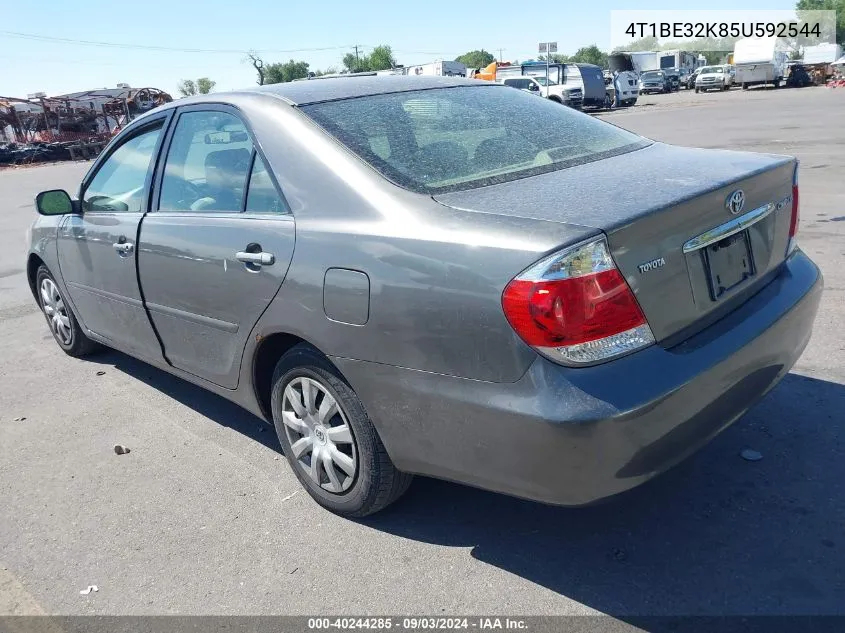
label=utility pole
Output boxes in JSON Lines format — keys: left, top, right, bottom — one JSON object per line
{"left": 353, "top": 45, "right": 362, "bottom": 70}
{"left": 498, "top": 48, "right": 504, "bottom": 63}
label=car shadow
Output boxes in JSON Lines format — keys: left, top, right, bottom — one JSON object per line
{"left": 79, "top": 350, "right": 845, "bottom": 619}
{"left": 361, "top": 373, "right": 845, "bottom": 618}
{"left": 87, "top": 349, "right": 281, "bottom": 453}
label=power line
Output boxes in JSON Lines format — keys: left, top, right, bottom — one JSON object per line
{"left": 0, "top": 30, "right": 354, "bottom": 54}
{"left": 0, "top": 54, "right": 244, "bottom": 70}
{"left": 0, "top": 30, "right": 461, "bottom": 63}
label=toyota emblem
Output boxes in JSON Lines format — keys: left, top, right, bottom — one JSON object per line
{"left": 726, "top": 190, "right": 745, "bottom": 215}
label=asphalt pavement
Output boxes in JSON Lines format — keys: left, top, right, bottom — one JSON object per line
{"left": 1, "top": 85, "right": 843, "bottom": 619}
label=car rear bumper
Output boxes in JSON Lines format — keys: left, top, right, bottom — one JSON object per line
{"left": 333, "top": 250, "right": 822, "bottom": 506}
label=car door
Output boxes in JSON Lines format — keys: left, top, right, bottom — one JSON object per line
{"left": 137, "top": 105, "right": 295, "bottom": 389}
{"left": 57, "top": 114, "right": 171, "bottom": 358}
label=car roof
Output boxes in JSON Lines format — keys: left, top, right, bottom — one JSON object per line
{"left": 241, "top": 75, "right": 490, "bottom": 106}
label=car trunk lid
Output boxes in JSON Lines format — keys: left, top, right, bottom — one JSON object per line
{"left": 433, "top": 142, "right": 797, "bottom": 345}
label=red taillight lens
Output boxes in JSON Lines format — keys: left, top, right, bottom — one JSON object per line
{"left": 502, "top": 236, "right": 654, "bottom": 365}
{"left": 787, "top": 183, "right": 799, "bottom": 255}
{"left": 789, "top": 184, "right": 800, "bottom": 238}
{"left": 502, "top": 270, "right": 647, "bottom": 347}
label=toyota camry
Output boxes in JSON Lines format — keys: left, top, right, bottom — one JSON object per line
{"left": 27, "top": 76, "right": 822, "bottom": 516}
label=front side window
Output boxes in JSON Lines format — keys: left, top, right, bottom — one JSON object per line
{"left": 159, "top": 111, "right": 253, "bottom": 212}
{"left": 83, "top": 125, "right": 162, "bottom": 213}
{"left": 301, "top": 85, "right": 649, "bottom": 194}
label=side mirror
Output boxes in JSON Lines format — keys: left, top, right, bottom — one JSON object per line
{"left": 35, "top": 190, "right": 77, "bottom": 216}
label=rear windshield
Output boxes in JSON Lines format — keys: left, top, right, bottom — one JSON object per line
{"left": 299, "top": 85, "right": 649, "bottom": 194}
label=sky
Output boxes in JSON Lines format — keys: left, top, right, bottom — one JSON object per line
{"left": 1, "top": 0, "right": 798, "bottom": 98}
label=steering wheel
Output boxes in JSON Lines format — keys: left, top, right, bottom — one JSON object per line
{"left": 173, "top": 180, "right": 206, "bottom": 209}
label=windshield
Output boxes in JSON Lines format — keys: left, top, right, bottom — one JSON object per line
{"left": 531, "top": 76, "right": 558, "bottom": 86}
{"left": 700, "top": 66, "right": 723, "bottom": 74}
{"left": 300, "top": 85, "right": 649, "bottom": 195}
{"left": 641, "top": 71, "right": 664, "bottom": 80}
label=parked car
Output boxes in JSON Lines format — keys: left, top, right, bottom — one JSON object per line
{"left": 28, "top": 76, "right": 820, "bottom": 517}
{"left": 639, "top": 70, "right": 672, "bottom": 94}
{"left": 687, "top": 67, "right": 703, "bottom": 89}
{"left": 664, "top": 69, "right": 681, "bottom": 91}
{"left": 677, "top": 68, "right": 692, "bottom": 88}
{"left": 499, "top": 76, "right": 583, "bottom": 110}
{"left": 695, "top": 65, "right": 733, "bottom": 92}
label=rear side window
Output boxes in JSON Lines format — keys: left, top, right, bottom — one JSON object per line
{"left": 245, "top": 156, "right": 287, "bottom": 213}
{"left": 301, "top": 85, "right": 649, "bottom": 194}
{"left": 159, "top": 111, "right": 253, "bottom": 212}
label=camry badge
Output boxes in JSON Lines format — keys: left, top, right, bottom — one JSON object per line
{"left": 726, "top": 190, "right": 746, "bottom": 215}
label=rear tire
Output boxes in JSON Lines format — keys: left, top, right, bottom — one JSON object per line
{"left": 270, "top": 344, "right": 413, "bottom": 517}
{"left": 695, "top": 88, "right": 700, "bottom": 93}
{"left": 35, "top": 265, "right": 99, "bottom": 357}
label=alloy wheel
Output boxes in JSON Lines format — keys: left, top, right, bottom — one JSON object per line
{"left": 281, "top": 376, "right": 357, "bottom": 493}
{"left": 40, "top": 278, "right": 72, "bottom": 346}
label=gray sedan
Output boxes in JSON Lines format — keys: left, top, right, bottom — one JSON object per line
{"left": 27, "top": 76, "right": 821, "bottom": 517}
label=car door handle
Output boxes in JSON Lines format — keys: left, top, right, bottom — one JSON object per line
{"left": 235, "top": 251, "right": 275, "bottom": 266}
{"left": 113, "top": 242, "right": 134, "bottom": 255}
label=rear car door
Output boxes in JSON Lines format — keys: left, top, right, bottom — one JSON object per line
{"left": 57, "top": 114, "right": 170, "bottom": 358}
{"left": 138, "top": 105, "right": 295, "bottom": 389}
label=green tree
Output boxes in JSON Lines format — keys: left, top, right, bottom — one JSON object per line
{"left": 538, "top": 53, "right": 570, "bottom": 63}
{"left": 177, "top": 79, "right": 197, "bottom": 97}
{"left": 613, "top": 36, "right": 658, "bottom": 52}
{"left": 367, "top": 45, "right": 396, "bottom": 70}
{"left": 264, "top": 59, "right": 310, "bottom": 84}
{"left": 796, "top": 0, "right": 845, "bottom": 45}
{"left": 569, "top": 45, "right": 608, "bottom": 67}
{"left": 177, "top": 78, "right": 216, "bottom": 97}
{"left": 196, "top": 77, "right": 216, "bottom": 94}
{"left": 455, "top": 49, "right": 496, "bottom": 68}
{"left": 342, "top": 45, "right": 397, "bottom": 72}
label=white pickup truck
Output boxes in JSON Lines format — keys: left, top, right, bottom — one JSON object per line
{"left": 498, "top": 76, "right": 583, "bottom": 110}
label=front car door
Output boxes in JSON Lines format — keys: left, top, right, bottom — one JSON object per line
{"left": 137, "top": 106, "right": 295, "bottom": 389}
{"left": 57, "top": 114, "right": 171, "bottom": 358}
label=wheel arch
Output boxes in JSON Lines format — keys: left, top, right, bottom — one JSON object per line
{"left": 27, "top": 253, "right": 46, "bottom": 302}
{"left": 251, "top": 332, "right": 342, "bottom": 421}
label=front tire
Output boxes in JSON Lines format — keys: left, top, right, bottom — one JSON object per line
{"left": 36, "top": 265, "right": 99, "bottom": 357}
{"left": 271, "top": 344, "right": 413, "bottom": 517}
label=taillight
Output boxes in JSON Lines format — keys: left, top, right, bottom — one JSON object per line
{"left": 787, "top": 182, "right": 799, "bottom": 256}
{"left": 502, "top": 236, "right": 655, "bottom": 366}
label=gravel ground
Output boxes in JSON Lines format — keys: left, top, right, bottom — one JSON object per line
{"left": 1, "top": 85, "right": 843, "bottom": 619}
